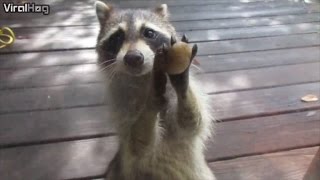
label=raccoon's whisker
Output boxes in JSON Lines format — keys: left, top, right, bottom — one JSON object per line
{"left": 99, "top": 62, "right": 116, "bottom": 72}
{"left": 97, "top": 59, "right": 116, "bottom": 66}
{"left": 99, "top": 65, "right": 111, "bottom": 72}
{"left": 99, "top": 64, "right": 114, "bottom": 72}
{"left": 99, "top": 59, "right": 115, "bottom": 65}
{"left": 101, "top": 65, "right": 115, "bottom": 73}
{"left": 110, "top": 70, "right": 117, "bottom": 84}
{"left": 106, "top": 67, "right": 117, "bottom": 86}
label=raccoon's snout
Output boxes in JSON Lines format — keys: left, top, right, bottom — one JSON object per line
{"left": 124, "top": 50, "right": 144, "bottom": 67}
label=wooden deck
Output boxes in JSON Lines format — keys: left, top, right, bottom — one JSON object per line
{"left": 0, "top": 0, "right": 320, "bottom": 179}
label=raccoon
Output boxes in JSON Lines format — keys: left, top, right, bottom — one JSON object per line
{"left": 95, "top": 1, "right": 215, "bottom": 180}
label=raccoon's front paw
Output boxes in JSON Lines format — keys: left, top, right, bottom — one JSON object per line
{"left": 151, "top": 46, "right": 169, "bottom": 109}
{"left": 164, "top": 35, "right": 198, "bottom": 95}
{"left": 165, "top": 35, "right": 197, "bottom": 75}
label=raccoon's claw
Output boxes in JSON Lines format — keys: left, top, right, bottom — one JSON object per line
{"left": 154, "top": 44, "right": 168, "bottom": 71}
{"left": 156, "top": 43, "right": 168, "bottom": 55}
{"left": 191, "top": 44, "right": 198, "bottom": 60}
{"left": 171, "top": 36, "right": 177, "bottom": 46}
{"left": 165, "top": 35, "right": 196, "bottom": 96}
{"left": 181, "top": 34, "right": 189, "bottom": 43}
{"left": 162, "top": 43, "right": 169, "bottom": 55}
{"left": 153, "top": 69, "right": 167, "bottom": 99}
{"left": 152, "top": 43, "right": 169, "bottom": 102}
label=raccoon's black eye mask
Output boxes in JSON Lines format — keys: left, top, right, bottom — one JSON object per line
{"left": 102, "top": 29, "right": 125, "bottom": 55}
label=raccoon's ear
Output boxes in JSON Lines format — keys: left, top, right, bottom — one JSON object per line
{"left": 154, "top": 4, "right": 169, "bottom": 19}
{"left": 95, "top": 1, "right": 113, "bottom": 24}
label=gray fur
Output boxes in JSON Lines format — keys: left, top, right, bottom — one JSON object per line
{"left": 95, "top": 2, "right": 215, "bottom": 179}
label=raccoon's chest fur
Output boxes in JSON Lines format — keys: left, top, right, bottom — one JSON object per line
{"left": 105, "top": 75, "right": 214, "bottom": 180}
{"left": 116, "top": 139, "right": 211, "bottom": 180}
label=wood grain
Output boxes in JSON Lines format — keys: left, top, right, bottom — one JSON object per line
{"left": 304, "top": 147, "right": 320, "bottom": 180}
{"left": 0, "top": 106, "right": 114, "bottom": 147}
{"left": 0, "top": 114, "right": 318, "bottom": 179}
{"left": 196, "top": 33, "right": 320, "bottom": 56}
{"left": 173, "top": 13, "right": 320, "bottom": 31}
{"left": 1, "top": 31, "right": 319, "bottom": 54}
{"left": 0, "top": 64, "right": 319, "bottom": 114}
{"left": 0, "top": 137, "right": 118, "bottom": 180}
{"left": 207, "top": 110, "right": 320, "bottom": 160}
{"left": 1, "top": 61, "right": 319, "bottom": 92}
{"left": 198, "top": 46, "right": 320, "bottom": 73}
{"left": 2, "top": 22, "right": 318, "bottom": 53}
{"left": 210, "top": 147, "right": 319, "bottom": 180}
{"left": 1, "top": 46, "right": 318, "bottom": 69}
{"left": 0, "top": 84, "right": 319, "bottom": 147}
{"left": 210, "top": 82, "right": 320, "bottom": 121}
{"left": 0, "top": 84, "right": 106, "bottom": 114}
{"left": 1, "top": 0, "right": 317, "bottom": 27}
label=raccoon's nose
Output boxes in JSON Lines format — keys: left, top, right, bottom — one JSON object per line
{"left": 124, "top": 50, "right": 144, "bottom": 67}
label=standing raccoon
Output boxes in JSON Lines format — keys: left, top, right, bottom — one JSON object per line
{"left": 95, "top": 1, "right": 215, "bottom": 180}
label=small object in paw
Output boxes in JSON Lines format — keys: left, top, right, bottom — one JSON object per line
{"left": 166, "top": 42, "right": 192, "bottom": 75}
{"left": 301, "top": 94, "right": 319, "bottom": 102}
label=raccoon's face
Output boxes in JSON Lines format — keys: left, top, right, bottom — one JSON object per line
{"left": 95, "top": 1, "right": 176, "bottom": 76}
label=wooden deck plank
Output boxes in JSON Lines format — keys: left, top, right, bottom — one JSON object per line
{"left": 104, "top": 0, "right": 295, "bottom": 7}
{"left": 206, "top": 110, "right": 320, "bottom": 161}
{"left": 0, "top": 50, "right": 97, "bottom": 69}
{"left": 1, "top": 46, "right": 318, "bottom": 69}
{"left": 188, "top": 23, "right": 320, "bottom": 42}
{"left": 10, "top": 17, "right": 319, "bottom": 39}
{"left": 211, "top": 82, "right": 320, "bottom": 121}
{"left": 196, "top": 33, "right": 320, "bottom": 56}
{"left": 5, "top": 12, "right": 320, "bottom": 31}
{"left": 173, "top": 13, "right": 320, "bottom": 31}
{"left": 0, "top": 0, "right": 308, "bottom": 17}
{"left": 0, "top": 137, "right": 118, "bottom": 180}
{"left": 0, "top": 122, "right": 318, "bottom": 179}
{"left": 3, "top": 3, "right": 316, "bottom": 22}
{"left": 1, "top": 0, "right": 317, "bottom": 27}
{"left": 0, "top": 84, "right": 106, "bottom": 114}
{"left": 0, "top": 106, "right": 113, "bottom": 147}
{"left": 200, "top": 62, "right": 320, "bottom": 94}
{"left": 1, "top": 61, "right": 319, "bottom": 92}
{"left": 198, "top": 46, "right": 320, "bottom": 73}
{"left": 210, "top": 147, "right": 319, "bottom": 180}
{"left": 0, "top": 80, "right": 319, "bottom": 120}
{"left": 0, "top": 66, "right": 101, "bottom": 90}
{"left": 171, "top": 6, "right": 319, "bottom": 21}
{"left": 1, "top": 98, "right": 319, "bottom": 160}
{"left": 304, "top": 148, "right": 320, "bottom": 180}
{"left": 1, "top": 0, "right": 304, "bottom": 19}
{"left": 2, "top": 22, "right": 318, "bottom": 53}
{"left": 1, "top": 31, "right": 319, "bottom": 54}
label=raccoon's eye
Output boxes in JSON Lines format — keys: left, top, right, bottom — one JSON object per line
{"left": 143, "top": 28, "right": 157, "bottom": 39}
